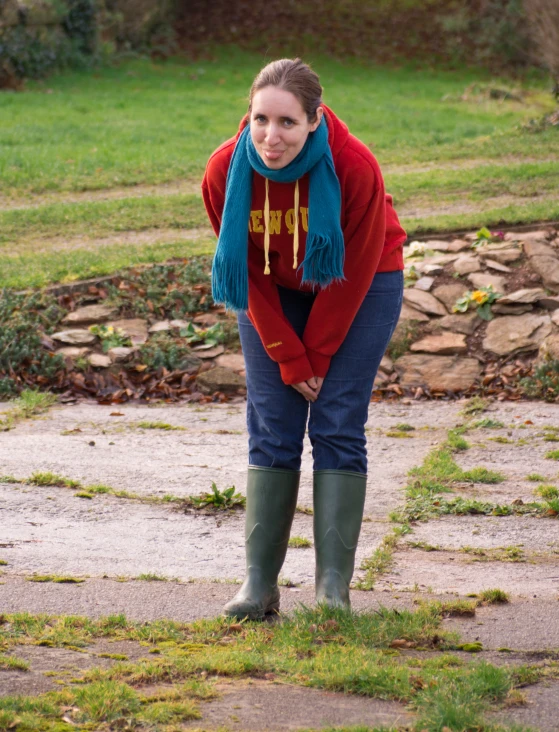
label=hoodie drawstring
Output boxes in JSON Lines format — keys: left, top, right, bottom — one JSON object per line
{"left": 263, "top": 179, "right": 300, "bottom": 275}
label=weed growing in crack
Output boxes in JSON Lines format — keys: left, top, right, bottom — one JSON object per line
{"left": 526, "top": 473, "right": 547, "bottom": 482}
{"left": 393, "top": 423, "right": 416, "bottom": 432}
{"left": 0, "top": 654, "right": 29, "bottom": 671}
{"left": 136, "top": 421, "right": 186, "bottom": 431}
{"left": 534, "top": 484, "right": 559, "bottom": 500}
{"left": 472, "top": 418, "right": 505, "bottom": 429}
{"left": 0, "top": 390, "right": 58, "bottom": 431}
{"left": 288, "top": 537, "right": 312, "bottom": 548}
{"left": 446, "top": 429, "right": 470, "bottom": 451}
{"left": 25, "top": 575, "right": 85, "bottom": 584}
{"left": 135, "top": 574, "right": 170, "bottom": 582}
{"left": 188, "top": 483, "right": 245, "bottom": 511}
{"left": 355, "top": 525, "right": 411, "bottom": 590}
{"left": 479, "top": 588, "right": 509, "bottom": 604}
{"left": 546, "top": 450, "right": 559, "bottom": 461}
{"left": 459, "top": 397, "right": 488, "bottom": 417}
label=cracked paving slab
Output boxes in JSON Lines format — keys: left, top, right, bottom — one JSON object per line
{"left": 0, "top": 400, "right": 459, "bottom": 583}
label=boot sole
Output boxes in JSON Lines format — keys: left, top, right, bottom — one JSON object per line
{"left": 222, "top": 601, "right": 280, "bottom": 621}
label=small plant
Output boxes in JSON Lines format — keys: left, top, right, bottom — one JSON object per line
{"left": 403, "top": 264, "right": 419, "bottom": 287}
{"left": 546, "top": 450, "right": 559, "bottom": 461}
{"left": 479, "top": 588, "right": 509, "bottom": 604}
{"left": 407, "top": 541, "right": 439, "bottom": 551}
{"left": 460, "top": 397, "right": 488, "bottom": 416}
{"left": 527, "top": 473, "right": 547, "bottom": 481}
{"left": 386, "top": 430, "right": 414, "bottom": 438}
{"left": 189, "top": 483, "right": 246, "bottom": 510}
{"left": 26, "top": 575, "right": 85, "bottom": 583}
{"left": 535, "top": 484, "right": 559, "bottom": 499}
{"left": 473, "top": 418, "right": 504, "bottom": 429}
{"left": 0, "top": 389, "right": 58, "bottom": 431}
{"left": 470, "top": 226, "right": 505, "bottom": 249}
{"left": 453, "top": 285, "right": 502, "bottom": 321}
{"left": 136, "top": 421, "right": 185, "bottom": 431}
{"left": 404, "top": 240, "right": 426, "bottom": 259}
{"left": 446, "top": 429, "right": 470, "bottom": 451}
{"left": 288, "top": 537, "right": 312, "bottom": 548}
{"left": 27, "top": 472, "right": 81, "bottom": 489}
{"left": 0, "top": 654, "right": 29, "bottom": 671}
{"left": 180, "top": 321, "right": 226, "bottom": 348}
{"left": 89, "top": 325, "right": 132, "bottom": 353}
{"left": 520, "top": 359, "right": 559, "bottom": 401}
{"left": 135, "top": 574, "right": 169, "bottom": 582}
{"left": 392, "top": 423, "right": 415, "bottom": 432}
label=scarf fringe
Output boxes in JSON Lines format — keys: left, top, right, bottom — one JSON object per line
{"left": 211, "top": 251, "right": 248, "bottom": 312}
{"left": 300, "top": 232, "right": 345, "bottom": 288}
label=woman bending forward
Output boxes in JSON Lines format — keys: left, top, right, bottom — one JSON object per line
{"left": 202, "top": 58, "right": 406, "bottom": 619}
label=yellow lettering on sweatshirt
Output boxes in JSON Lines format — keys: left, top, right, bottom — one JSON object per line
{"left": 269, "top": 210, "right": 282, "bottom": 235}
{"left": 285, "top": 208, "right": 295, "bottom": 235}
{"left": 300, "top": 207, "right": 309, "bottom": 232}
{"left": 250, "top": 210, "right": 264, "bottom": 233}
{"left": 249, "top": 208, "right": 307, "bottom": 236}
{"left": 266, "top": 341, "right": 283, "bottom": 349}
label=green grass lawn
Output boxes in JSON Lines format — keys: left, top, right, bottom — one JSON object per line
{"left": 1, "top": 46, "right": 557, "bottom": 288}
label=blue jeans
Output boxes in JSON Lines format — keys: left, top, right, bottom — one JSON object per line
{"left": 238, "top": 270, "right": 404, "bottom": 475}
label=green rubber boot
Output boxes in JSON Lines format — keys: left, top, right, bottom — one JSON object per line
{"left": 222, "top": 466, "right": 300, "bottom": 620}
{"left": 313, "top": 470, "right": 367, "bottom": 609}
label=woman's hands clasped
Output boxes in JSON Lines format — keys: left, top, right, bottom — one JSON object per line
{"left": 291, "top": 376, "right": 324, "bottom": 402}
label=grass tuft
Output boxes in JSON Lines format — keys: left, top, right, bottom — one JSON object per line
{"left": 0, "top": 390, "right": 57, "bottom": 431}
{"left": 459, "top": 397, "right": 488, "bottom": 417}
{"left": 288, "top": 537, "right": 312, "bottom": 548}
{"left": 136, "top": 421, "right": 186, "bottom": 431}
{"left": 479, "top": 588, "right": 509, "bottom": 604}
{"left": 526, "top": 473, "right": 547, "bottom": 482}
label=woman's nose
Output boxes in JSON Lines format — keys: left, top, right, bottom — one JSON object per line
{"left": 265, "top": 124, "right": 280, "bottom": 146}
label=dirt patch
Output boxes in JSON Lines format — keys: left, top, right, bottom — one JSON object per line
{"left": 382, "top": 156, "right": 551, "bottom": 177}
{"left": 399, "top": 191, "right": 558, "bottom": 219}
{"left": 8, "top": 227, "right": 214, "bottom": 255}
{"left": 0, "top": 180, "right": 202, "bottom": 213}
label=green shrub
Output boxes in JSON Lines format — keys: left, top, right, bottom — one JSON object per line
{"left": 106, "top": 259, "right": 214, "bottom": 321}
{"left": 520, "top": 360, "right": 559, "bottom": 401}
{"left": 0, "top": 0, "right": 97, "bottom": 85}
{"left": 0, "top": 290, "right": 66, "bottom": 397}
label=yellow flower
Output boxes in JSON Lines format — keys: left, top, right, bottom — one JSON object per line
{"left": 471, "top": 290, "right": 488, "bottom": 305}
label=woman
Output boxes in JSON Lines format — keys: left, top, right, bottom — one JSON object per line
{"left": 202, "top": 58, "right": 405, "bottom": 619}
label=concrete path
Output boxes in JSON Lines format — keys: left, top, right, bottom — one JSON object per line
{"left": 2, "top": 397, "right": 559, "bottom": 730}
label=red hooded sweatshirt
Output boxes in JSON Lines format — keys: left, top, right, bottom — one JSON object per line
{"left": 201, "top": 105, "right": 406, "bottom": 385}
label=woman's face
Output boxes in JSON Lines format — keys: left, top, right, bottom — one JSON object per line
{"left": 250, "top": 86, "right": 323, "bottom": 170}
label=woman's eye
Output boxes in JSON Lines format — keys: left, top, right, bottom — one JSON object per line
{"left": 283, "top": 119, "right": 294, "bottom": 127}
{"left": 255, "top": 115, "right": 266, "bottom": 123}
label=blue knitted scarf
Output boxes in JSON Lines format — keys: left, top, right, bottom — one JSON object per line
{"left": 211, "top": 115, "right": 344, "bottom": 311}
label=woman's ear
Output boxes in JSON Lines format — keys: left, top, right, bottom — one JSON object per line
{"left": 310, "top": 106, "right": 323, "bottom": 132}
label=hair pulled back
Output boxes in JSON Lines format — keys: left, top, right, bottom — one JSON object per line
{"left": 249, "top": 58, "right": 323, "bottom": 123}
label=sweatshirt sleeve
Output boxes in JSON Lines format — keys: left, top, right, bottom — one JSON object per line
{"left": 302, "top": 158, "right": 387, "bottom": 378}
{"left": 201, "top": 146, "right": 314, "bottom": 386}
{"left": 246, "top": 248, "right": 315, "bottom": 385}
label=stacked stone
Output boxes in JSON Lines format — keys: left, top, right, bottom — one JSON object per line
{"left": 377, "top": 227, "right": 559, "bottom": 393}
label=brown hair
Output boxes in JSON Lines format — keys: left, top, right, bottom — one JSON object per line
{"left": 248, "top": 58, "right": 323, "bottom": 122}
